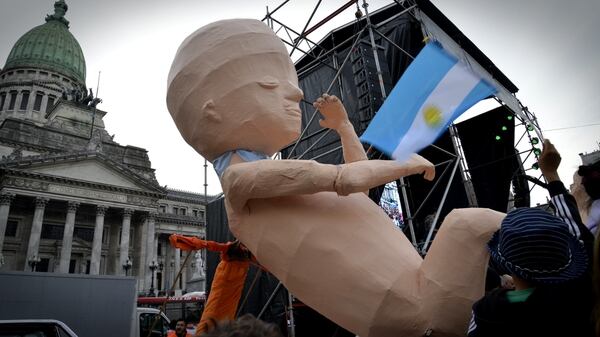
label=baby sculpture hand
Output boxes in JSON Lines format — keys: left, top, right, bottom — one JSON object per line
{"left": 313, "top": 94, "right": 353, "bottom": 131}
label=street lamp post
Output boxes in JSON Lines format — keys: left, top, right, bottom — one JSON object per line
{"left": 28, "top": 255, "right": 41, "bottom": 272}
{"left": 123, "top": 258, "right": 132, "bottom": 276}
{"left": 158, "top": 261, "right": 164, "bottom": 294}
{"left": 149, "top": 260, "right": 158, "bottom": 296}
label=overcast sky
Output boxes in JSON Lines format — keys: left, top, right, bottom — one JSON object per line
{"left": 0, "top": 0, "right": 598, "bottom": 204}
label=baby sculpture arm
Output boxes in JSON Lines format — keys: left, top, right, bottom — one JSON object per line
{"left": 222, "top": 154, "right": 434, "bottom": 213}
{"left": 313, "top": 94, "right": 368, "bottom": 164}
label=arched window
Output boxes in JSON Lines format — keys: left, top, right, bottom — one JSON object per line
{"left": 33, "top": 91, "right": 44, "bottom": 111}
{"left": 0, "top": 92, "right": 6, "bottom": 111}
{"left": 19, "top": 90, "right": 30, "bottom": 111}
{"left": 7, "top": 91, "right": 17, "bottom": 110}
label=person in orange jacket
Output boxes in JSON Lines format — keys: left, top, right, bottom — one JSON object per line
{"left": 169, "top": 234, "right": 258, "bottom": 335}
{"left": 167, "top": 318, "right": 193, "bottom": 337}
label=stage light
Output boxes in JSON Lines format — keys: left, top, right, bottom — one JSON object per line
{"left": 495, "top": 135, "right": 501, "bottom": 141}
{"left": 533, "top": 148, "right": 541, "bottom": 156}
{"left": 527, "top": 124, "right": 534, "bottom": 131}
{"left": 531, "top": 137, "right": 539, "bottom": 145}
{"left": 501, "top": 126, "right": 508, "bottom": 131}
{"left": 532, "top": 162, "right": 539, "bottom": 170}
{"left": 507, "top": 115, "right": 513, "bottom": 120}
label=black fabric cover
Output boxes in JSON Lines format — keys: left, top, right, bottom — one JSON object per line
{"left": 456, "top": 106, "right": 517, "bottom": 213}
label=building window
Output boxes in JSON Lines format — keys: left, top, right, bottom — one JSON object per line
{"left": 102, "top": 226, "right": 109, "bottom": 244}
{"left": 74, "top": 226, "right": 94, "bottom": 242}
{"left": 180, "top": 208, "right": 186, "bottom": 216}
{"left": 157, "top": 243, "right": 162, "bottom": 256}
{"left": 5, "top": 220, "right": 18, "bottom": 237}
{"left": 46, "top": 95, "right": 56, "bottom": 112}
{"left": 173, "top": 207, "right": 178, "bottom": 215}
{"left": 41, "top": 224, "right": 64, "bottom": 240}
{"left": 159, "top": 205, "right": 166, "bottom": 213}
{"left": 33, "top": 92, "right": 43, "bottom": 111}
{"left": 8, "top": 91, "right": 17, "bottom": 110}
{"left": 19, "top": 91, "right": 30, "bottom": 110}
{"left": 193, "top": 209, "right": 198, "bottom": 217}
{"left": 199, "top": 211, "right": 205, "bottom": 219}
{"left": 0, "top": 92, "right": 6, "bottom": 111}
{"left": 69, "top": 259, "right": 76, "bottom": 273}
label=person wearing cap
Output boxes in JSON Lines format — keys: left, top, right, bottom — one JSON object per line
{"left": 467, "top": 140, "right": 595, "bottom": 336}
{"left": 540, "top": 139, "right": 600, "bottom": 335}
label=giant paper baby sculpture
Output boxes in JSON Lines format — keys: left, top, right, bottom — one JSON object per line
{"left": 167, "top": 19, "right": 505, "bottom": 337}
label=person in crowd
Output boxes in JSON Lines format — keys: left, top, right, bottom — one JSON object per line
{"left": 468, "top": 139, "right": 595, "bottom": 336}
{"left": 202, "top": 314, "right": 282, "bottom": 337}
{"left": 571, "top": 157, "right": 600, "bottom": 234}
{"left": 169, "top": 234, "right": 259, "bottom": 335}
{"left": 168, "top": 318, "right": 193, "bottom": 337}
{"left": 541, "top": 139, "right": 600, "bottom": 335}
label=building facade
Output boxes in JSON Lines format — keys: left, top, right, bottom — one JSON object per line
{"left": 0, "top": 0, "right": 211, "bottom": 295}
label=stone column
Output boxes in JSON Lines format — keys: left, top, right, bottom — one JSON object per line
{"left": 58, "top": 201, "right": 79, "bottom": 273}
{"left": 164, "top": 242, "right": 173, "bottom": 292}
{"left": 174, "top": 248, "right": 181, "bottom": 293}
{"left": 90, "top": 205, "right": 108, "bottom": 275}
{"left": 144, "top": 213, "right": 156, "bottom": 292}
{"left": 137, "top": 219, "right": 148, "bottom": 290}
{"left": 0, "top": 193, "right": 15, "bottom": 264}
{"left": 119, "top": 208, "right": 133, "bottom": 275}
{"left": 24, "top": 197, "right": 48, "bottom": 271}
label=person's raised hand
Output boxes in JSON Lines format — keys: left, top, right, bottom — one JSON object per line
{"left": 539, "top": 139, "right": 561, "bottom": 182}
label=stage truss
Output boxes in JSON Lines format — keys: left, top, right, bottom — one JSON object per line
{"left": 252, "top": 0, "right": 547, "bottom": 334}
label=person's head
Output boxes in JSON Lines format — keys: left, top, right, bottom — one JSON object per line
{"left": 203, "top": 314, "right": 283, "bottom": 337}
{"left": 578, "top": 161, "right": 600, "bottom": 198}
{"left": 488, "top": 208, "right": 588, "bottom": 285}
{"left": 167, "top": 19, "right": 304, "bottom": 162}
{"left": 175, "top": 319, "right": 186, "bottom": 334}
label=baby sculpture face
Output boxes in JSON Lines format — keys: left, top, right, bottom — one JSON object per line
{"left": 167, "top": 19, "right": 304, "bottom": 161}
{"left": 212, "top": 52, "right": 304, "bottom": 155}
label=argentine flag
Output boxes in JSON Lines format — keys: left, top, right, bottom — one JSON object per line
{"left": 360, "top": 42, "right": 497, "bottom": 161}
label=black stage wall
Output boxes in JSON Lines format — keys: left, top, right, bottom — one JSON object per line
{"left": 456, "top": 106, "right": 517, "bottom": 213}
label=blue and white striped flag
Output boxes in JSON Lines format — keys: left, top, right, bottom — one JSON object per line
{"left": 360, "top": 42, "right": 497, "bottom": 161}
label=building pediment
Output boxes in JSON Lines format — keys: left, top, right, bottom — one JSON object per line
{"left": 1, "top": 151, "right": 164, "bottom": 194}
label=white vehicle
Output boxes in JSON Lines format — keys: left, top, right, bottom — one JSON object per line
{"left": 0, "top": 319, "right": 79, "bottom": 337}
{"left": 136, "top": 307, "right": 171, "bottom": 337}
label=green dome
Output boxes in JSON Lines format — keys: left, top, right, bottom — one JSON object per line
{"left": 3, "top": 1, "right": 86, "bottom": 86}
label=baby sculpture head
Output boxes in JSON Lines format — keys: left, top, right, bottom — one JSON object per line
{"left": 167, "top": 19, "right": 304, "bottom": 162}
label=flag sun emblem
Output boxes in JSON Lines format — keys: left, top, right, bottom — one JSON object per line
{"left": 422, "top": 105, "right": 443, "bottom": 128}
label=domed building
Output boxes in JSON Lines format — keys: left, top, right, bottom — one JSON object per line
{"left": 0, "top": 1, "right": 211, "bottom": 295}
{"left": 0, "top": 0, "right": 85, "bottom": 123}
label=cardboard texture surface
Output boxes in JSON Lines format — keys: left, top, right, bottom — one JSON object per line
{"left": 167, "top": 18, "right": 505, "bottom": 336}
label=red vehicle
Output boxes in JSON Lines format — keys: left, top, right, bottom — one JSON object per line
{"left": 138, "top": 293, "right": 206, "bottom": 323}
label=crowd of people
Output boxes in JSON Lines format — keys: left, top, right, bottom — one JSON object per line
{"left": 468, "top": 139, "right": 600, "bottom": 336}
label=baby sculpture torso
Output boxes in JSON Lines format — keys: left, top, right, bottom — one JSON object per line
{"left": 167, "top": 18, "right": 504, "bottom": 337}
{"left": 229, "top": 191, "right": 424, "bottom": 335}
